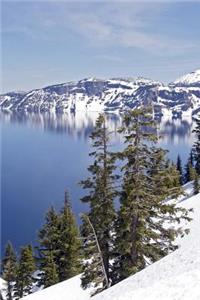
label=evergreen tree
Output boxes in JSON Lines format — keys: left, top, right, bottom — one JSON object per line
{"left": 80, "top": 114, "right": 117, "bottom": 293}
{"left": 184, "top": 151, "right": 196, "bottom": 183}
{"left": 176, "top": 154, "right": 183, "bottom": 185}
{"left": 37, "top": 206, "right": 60, "bottom": 287}
{"left": 57, "top": 191, "right": 82, "bottom": 281}
{"left": 14, "top": 245, "right": 35, "bottom": 299}
{"left": 112, "top": 108, "right": 191, "bottom": 283}
{"left": 193, "top": 171, "right": 200, "bottom": 195}
{"left": 1, "top": 242, "right": 17, "bottom": 300}
{"left": 37, "top": 193, "right": 82, "bottom": 287}
{"left": 189, "top": 149, "right": 194, "bottom": 167}
{"left": 193, "top": 115, "right": 200, "bottom": 175}
{"left": 80, "top": 214, "right": 110, "bottom": 296}
{"left": 41, "top": 251, "right": 59, "bottom": 288}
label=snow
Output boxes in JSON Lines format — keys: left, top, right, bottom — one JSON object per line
{"left": 1, "top": 187, "right": 200, "bottom": 300}
{"left": 93, "top": 191, "right": 200, "bottom": 300}
{"left": 1, "top": 74, "right": 200, "bottom": 116}
{"left": 0, "top": 278, "right": 7, "bottom": 299}
{"left": 21, "top": 275, "right": 90, "bottom": 300}
{"left": 174, "top": 69, "right": 200, "bottom": 86}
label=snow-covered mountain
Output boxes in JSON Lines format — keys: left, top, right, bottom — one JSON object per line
{"left": 15, "top": 186, "right": 199, "bottom": 300}
{"left": 173, "top": 69, "right": 200, "bottom": 87}
{"left": 1, "top": 70, "right": 200, "bottom": 117}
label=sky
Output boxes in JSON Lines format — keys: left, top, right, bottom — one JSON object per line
{"left": 1, "top": 0, "right": 200, "bottom": 93}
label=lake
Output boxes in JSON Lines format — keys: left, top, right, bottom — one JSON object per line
{"left": 0, "top": 111, "right": 197, "bottom": 254}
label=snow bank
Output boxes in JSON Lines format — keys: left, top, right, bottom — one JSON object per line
{"left": 21, "top": 275, "right": 90, "bottom": 300}
{"left": 0, "top": 278, "right": 7, "bottom": 299}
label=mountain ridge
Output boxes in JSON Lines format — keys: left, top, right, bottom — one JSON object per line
{"left": 1, "top": 70, "right": 200, "bottom": 117}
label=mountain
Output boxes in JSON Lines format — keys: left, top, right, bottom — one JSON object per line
{"left": 1, "top": 70, "right": 200, "bottom": 117}
{"left": 173, "top": 69, "right": 200, "bottom": 87}
{"left": 18, "top": 186, "right": 200, "bottom": 300}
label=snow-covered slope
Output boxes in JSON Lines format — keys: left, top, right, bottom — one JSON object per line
{"left": 0, "top": 78, "right": 161, "bottom": 114}
{"left": 93, "top": 192, "right": 200, "bottom": 300}
{"left": 173, "top": 69, "right": 200, "bottom": 87}
{"left": 21, "top": 275, "right": 90, "bottom": 300}
{"left": 19, "top": 189, "right": 200, "bottom": 300}
{"left": 1, "top": 70, "right": 200, "bottom": 117}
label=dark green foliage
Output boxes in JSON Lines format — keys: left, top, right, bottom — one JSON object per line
{"left": 1, "top": 242, "right": 17, "bottom": 300}
{"left": 13, "top": 245, "right": 35, "bottom": 299}
{"left": 37, "top": 206, "right": 61, "bottom": 287}
{"left": 41, "top": 251, "right": 59, "bottom": 288}
{"left": 193, "top": 171, "right": 200, "bottom": 195}
{"left": 37, "top": 192, "right": 82, "bottom": 287}
{"left": 80, "top": 114, "right": 117, "bottom": 294}
{"left": 193, "top": 115, "right": 200, "bottom": 175}
{"left": 176, "top": 154, "right": 184, "bottom": 185}
{"left": 112, "top": 108, "right": 191, "bottom": 284}
{"left": 184, "top": 151, "right": 196, "bottom": 183}
{"left": 57, "top": 191, "right": 82, "bottom": 281}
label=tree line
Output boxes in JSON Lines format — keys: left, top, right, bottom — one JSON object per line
{"left": 1, "top": 108, "right": 200, "bottom": 299}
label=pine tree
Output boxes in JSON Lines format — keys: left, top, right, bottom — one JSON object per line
{"left": 37, "top": 193, "right": 82, "bottom": 287}
{"left": 176, "top": 154, "right": 183, "bottom": 185}
{"left": 80, "top": 214, "right": 110, "bottom": 296}
{"left": 193, "top": 171, "right": 200, "bottom": 195}
{"left": 37, "top": 206, "right": 60, "bottom": 287}
{"left": 184, "top": 150, "right": 195, "bottom": 183}
{"left": 1, "top": 242, "right": 17, "bottom": 300}
{"left": 193, "top": 115, "right": 200, "bottom": 175}
{"left": 112, "top": 108, "right": 191, "bottom": 283}
{"left": 14, "top": 245, "right": 35, "bottom": 299}
{"left": 57, "top": 191, "right": 82, "bottom": 281}
{"left": 41, "top": 251, "right": 59, "bottom": 288}
{"left": 80, "top": 114, "right": 117, "bottom": 293}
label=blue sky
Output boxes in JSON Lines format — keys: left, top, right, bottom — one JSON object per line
{"left": 1, "top": 1, "right": 200, "bottom": 92}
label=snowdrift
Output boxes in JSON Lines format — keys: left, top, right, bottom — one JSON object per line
{"left": 21, "top": 275, "right": 90, "bottom": 300}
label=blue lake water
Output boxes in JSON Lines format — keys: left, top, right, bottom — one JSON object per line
{"left": 0, "top": 111, "right": 196, "bottom": 255}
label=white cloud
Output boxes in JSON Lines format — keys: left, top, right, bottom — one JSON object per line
{"left": 2, "top": 1, "right": 200, "bottom": 55}
{"left": 61, "top": 3, "right": 199, "bottom": 54}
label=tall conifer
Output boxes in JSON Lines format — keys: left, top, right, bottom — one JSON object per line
{"left": 176, "top": 154, "right": 183, "bottom": 185}
{"left": 14, "top": 245, "right": 35, "bottom": 299}
{"left": 37, "top": 207, "right": 60, "bottom": 287}
{"left": 57, "top": 191, "right": 82, "bottom": 281}
{"left": 193, "top": 171, "right": 200, "bottom": 195}
{"left": 112, "top": 108, "right": 191, "bottom": 283}
{"left": 1, "top": 242, "right": 17, "bottom": 300}
{"left": 80, "top": 114, "right": 117, "bottom": 293}
{"left": 193, "top": 115, "right": 200, "bottom": 175}
{"left": 37, "top": 193, "right": 82, "bottom": 287}
{"left": 185, "top": 151, "right": 196, "bottom": 183}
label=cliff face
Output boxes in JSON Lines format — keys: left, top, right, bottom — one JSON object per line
{"left": 1, "top": 70, "right": 200, "bottom": 117}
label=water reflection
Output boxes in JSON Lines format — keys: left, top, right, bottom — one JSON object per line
{"left": 0, "top": 110, "right": 196, "bottom": 146}
{"left": 0, "top": 111, "right": 122, "bottom": 140}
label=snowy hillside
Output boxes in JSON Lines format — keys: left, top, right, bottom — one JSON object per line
{"left": 1, "top": 70, "right": 200, "bottom": 117}
{"left": 93, "top": 192, "right": 200, "bottom": 300}
{"left": 173, "top": 69, "right": 200, "bottom": 87}
{"left": 19, "top": 189, "right": 200, "bottom": 300}
{"left": 21, "top": 275, "right": 90, "bottom": 300}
